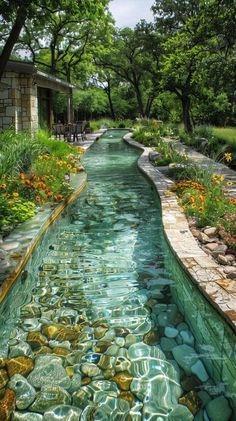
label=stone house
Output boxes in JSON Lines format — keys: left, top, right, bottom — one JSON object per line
{"left": 0, "top": 60, "right": 75, "bottom": 132}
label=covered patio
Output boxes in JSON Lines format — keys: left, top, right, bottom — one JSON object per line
{"left": 0, "top": 60, "right": 75, "bottom": 132}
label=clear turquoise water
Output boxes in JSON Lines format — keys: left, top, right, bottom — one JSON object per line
{"left": 0, "top": 130, "right": 235, "bottom": 420}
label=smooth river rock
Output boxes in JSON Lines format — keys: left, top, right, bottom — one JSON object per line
{"left": 172, "top": 345, "right": 199, "bottom": 375}
{"left": 205, "top": 396, "right": 232, "bottom": 421}
{"left": 29, "top": 385, "right": 71, "bottom": 413}
{"left": 8, "top": 374, "right": 36, "bottom": 410}
{"left": 12, "top": 412, "right": 43, "bottom": 421}
{"left": 43, "top": 404, "right": 82, "bottom": 421}
{"left": 27, "top": 355, "right": 71, "bottom": 389}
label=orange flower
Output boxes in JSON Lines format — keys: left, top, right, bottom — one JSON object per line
{"left": 24, "top": 179, "right": 31, "bottom": 186}
{"left": 8, "top": 200, "right": 14, "bottom": 206}
{"left": 0, "top": 183, "right": 6, "bottom": 190}
{"left": 40, "top": 176, "right": 46, "bottom": 182}
{"left": 199, "top": 196, "right": 205, "bottom": 203}
{"left": 198, "top": 206, "right": 204, "bottom": 213}
{"left": 19, "top": 173, "right": 25, "bottom": 180}
{"left": 54, "top": 194, "right": 63, "bottom": 201}
{"left": 72, "top": 167, "right": 77, "bottom": 173}
{"left": 41, "top": 198, "right": 47, "bottom": 204}
{"left": 47, "top": 192, "right": 53, "bottom": 198}
{"left": 4, "top": 193, "right": 10, "bottom": 198}
{"left": 189, "top": 197, "right": 195, "bottom": 204}
{"left": 37, "top": 182, "right": 46, "bottom": 190}
{"left": 35, "top": 195, "right": 41, "bottom": 202}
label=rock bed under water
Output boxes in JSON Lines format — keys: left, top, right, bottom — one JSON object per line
{"left": 0, "top": 131, "right": 233, "bottom": 420}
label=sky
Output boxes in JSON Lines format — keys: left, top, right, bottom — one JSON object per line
{"left": 109, "top": 0, "right": 154, "bottom": 28}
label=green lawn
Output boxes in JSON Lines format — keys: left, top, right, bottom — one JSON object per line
{"left": 212, "top": 127, "right": 236, "bottom": 149}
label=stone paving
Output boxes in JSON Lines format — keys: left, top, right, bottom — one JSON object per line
{"left": 163, "top": 136, "right": 236, "bottom": 198}
{"left": 124, "top": 134, "right": 236, "bottom": 331}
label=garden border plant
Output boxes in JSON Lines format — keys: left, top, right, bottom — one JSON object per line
{"left": 132, "top": 121, "right": 236, "bottom": 254}
{"left": 0, "top": 129, "right": 84, "bottom": 237}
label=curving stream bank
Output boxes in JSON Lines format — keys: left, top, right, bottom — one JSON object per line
{"left": 0, "top": 130, "right": 235, "bottom": 420}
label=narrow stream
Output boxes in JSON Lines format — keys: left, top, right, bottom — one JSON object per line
{"left": 0, "top": 130, "right": 235, "bottom": 421}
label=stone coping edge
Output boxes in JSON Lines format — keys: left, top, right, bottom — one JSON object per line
{"left": 0, "top": 176, "right": 87, "bottom": 305}
{"left": 124, "top": 133, "right": 236, "bottom": 333}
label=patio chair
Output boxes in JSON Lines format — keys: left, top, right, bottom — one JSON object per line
{"left": 53, "top": 123, "right": 65, "bottom": 140}
{"left": 73, "top": 121, "right": 87, "bottom": 142}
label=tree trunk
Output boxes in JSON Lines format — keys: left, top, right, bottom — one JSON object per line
{"left": 0, "top": 5, "right": 29, "bottom": 80}
{"left": 105, "top": 80, "right": 115, "bottom": 120}
{"left": 181, "top": 95, "right": 193, "bottom": 133}
{"left": 145, "top": 94, "right": 155, "bottom": 118}
{"left": 134, "top": 85, "right": 145, "bottom": 117}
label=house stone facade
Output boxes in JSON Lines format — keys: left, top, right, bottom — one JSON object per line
{"left": 0, "top": 61, "right": 74, "bottom": 132}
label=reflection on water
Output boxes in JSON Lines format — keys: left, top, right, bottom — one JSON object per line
{"left": 0, "top": 130, "right": 235, "bottom": 420}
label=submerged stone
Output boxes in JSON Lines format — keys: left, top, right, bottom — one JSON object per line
{"left": 172, "top": 345, "right": 199, "bottom": 375}
{"left": 8, "top": 374, "right": 36, "bottom": 410}
{"left": 6, "top": 356, "right": 34, "bottom": 377}
{"left": 43, "top": 405, "right": 82, "bottom": 421}
{"left": 165, "top": 326, "right": 179, "bottom": 338}
{"left": 114, "top": 327, "right": 129, "bottom": 337}
{"left": 27, "top": 355, "right": 71, "bottom": 389}
{"left": 29, "top": 385, "right": 71, "bottom": 413}
{"left": 12, "top": 412, "right": 43, "bottom": 421}
{"left": 0, "top": 389, "right": 16, "bottom": 421}
{"left": 143, "top": 330, "right": 159, "bottom": 345}
{"left": 191, "top": 360, "right": 209, "bottom": 382}
{"left": 9, "top": 341, "right": 32, "bottom": 358}
{"left": 0, "top": 368, "right": 8, "bottom": 389}
{"left": 111, "top": 371, "right": 133, "bottom": 391}
{"left": 81, "top": 363, "right": 101, "bottom": 377}
{"left": 205, "top": 396, "right": 232, "bottom": 421}
{"left": 27, "top": 332, "right": 48, "bottom": 349}
{"left": 179, "top": 390, "right": 202, "bottom": 415}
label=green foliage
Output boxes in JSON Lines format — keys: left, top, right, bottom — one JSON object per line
{"left": 154, "top": 139, "right": 189, "bottom": 167}
{"left": 0, "top": 130, "right": 44, "bottom": 177}
{"left": 171, "top": 173, "right": 236, "bottom": 250}
{"left": 212, "top": 127, "right": 236, "bottom": 149}
{"left": 0, "top": 195, "right": 36, "bottom": 233}
{"left": 89, "top": 118, "right": 134, "bottom": 131}
{"left": 36, "top": 130, "right": 76, "bottom": 159}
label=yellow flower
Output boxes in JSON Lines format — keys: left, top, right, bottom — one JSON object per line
{"left": 8, "top": 200, "right": 14, "bottom": 206}
{"left": 224, "top": 152, "right": 232, "bottom": 162}
{"left": 227, "top": 181, "right": 233, "bottom": 187}
{"left": 219, "top": 175, "right": 225, "bottom": 182}
{"left": 13, "top": 192, "right": 19, "bottom": 198}
{"left": 72, "top": 167, "right": 77, "bottom": 173}
{"left": 191, "top": 203, "right": 196, "bottom": 209}
{"left": 0, "top": 183, "right": 6, "bottom": 190}
{"left": 67, "top": 164, "right": 72, "bottom": 169}
{"left": 198, "top": 206, "right": 204, "bottom": 213}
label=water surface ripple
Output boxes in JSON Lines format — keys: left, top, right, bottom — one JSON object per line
{"left": 0, "top": 130, "right": 234, "bottom": 421}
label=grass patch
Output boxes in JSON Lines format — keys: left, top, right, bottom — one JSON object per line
{"left": 212, "top": 127, "right": 236, "bottom": 149}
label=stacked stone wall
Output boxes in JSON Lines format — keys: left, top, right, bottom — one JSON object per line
{"left": 0, "top": 71, "right": 38, "bottom": 132}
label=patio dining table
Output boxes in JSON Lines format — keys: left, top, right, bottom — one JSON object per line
{"left": 53, "top": 121, "right": 87, "bottom": 142}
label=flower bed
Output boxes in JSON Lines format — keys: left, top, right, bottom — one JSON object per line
{"left": 0, "top": 130, "right": 83, "bottom": 237}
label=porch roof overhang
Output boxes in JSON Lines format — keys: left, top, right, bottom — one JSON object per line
{"left": 5, "top": 60, "right": 76, "bottom": 94}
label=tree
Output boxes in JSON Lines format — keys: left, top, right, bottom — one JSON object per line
{"left": 95, "top": 26, "right": 161, "bottom": 118}
{"left": 0, "top": 0, "right": 109, "bottom": 80}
